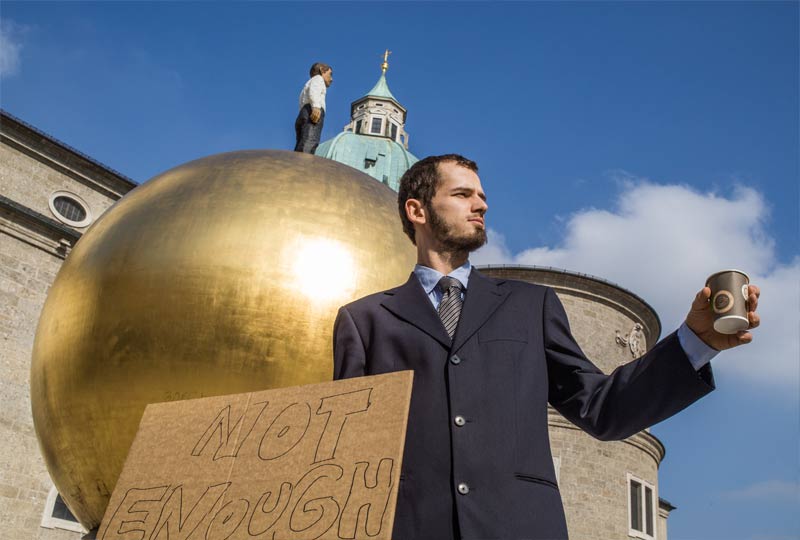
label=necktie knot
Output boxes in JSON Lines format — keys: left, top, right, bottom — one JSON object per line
{"left": 437, "top": 276, "right": 463, "bottom": 340}
{"left": 437, "top": 276, "right": 463, "bottom": 294}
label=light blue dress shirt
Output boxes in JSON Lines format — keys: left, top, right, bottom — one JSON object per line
{"left": 413, "top": 261, "right": 717, "bottom": 370}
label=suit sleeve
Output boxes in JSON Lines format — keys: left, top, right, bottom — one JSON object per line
{"left": 543, "top": 287, "right": 715, "bottom": 441}
{"left": 333, "top": 306, "right": 367, "bottom": 380}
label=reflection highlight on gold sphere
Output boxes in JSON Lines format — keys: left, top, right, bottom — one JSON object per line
{"left": 30, "top": 150, "right": 415, "bottom": 528}
{"left": 291, "top": 236, "right": 358, "bottom": 303}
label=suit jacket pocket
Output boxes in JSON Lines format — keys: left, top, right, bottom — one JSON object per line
{"left": 478, "top": 329, "right": 529, "bottom": 344}
{"left": 514, "top": 473, "right": 559, "bottom": 490}
{"left": 477, "top": 311, "right": 530, "bottom": 343}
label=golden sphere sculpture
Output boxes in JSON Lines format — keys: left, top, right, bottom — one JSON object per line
{"left": 30, "top": 150, "right": 416, "bottom": 528}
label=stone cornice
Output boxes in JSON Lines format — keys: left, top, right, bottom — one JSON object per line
{"left": 0, "top": 195, "right": 80, "bottom": 258}
{"left": 547, "top": 407, "right": 666, "bottom": 467}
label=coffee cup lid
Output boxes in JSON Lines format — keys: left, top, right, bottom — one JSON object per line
{"left": 706, "top": 269, "right": 750, "bottom": 285}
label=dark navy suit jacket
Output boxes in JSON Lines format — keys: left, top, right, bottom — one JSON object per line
{"left": 333, "top": 269, "right": 714, "bottom": 540}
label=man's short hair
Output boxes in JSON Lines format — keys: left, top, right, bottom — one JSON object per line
{"left": 309, "top": 62, "right": 331, "bottom": 77}
{"left": 397, "top": 154, "right": 479, "bottom": 245}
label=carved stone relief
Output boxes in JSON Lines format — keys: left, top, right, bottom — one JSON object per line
{"left": 615, "top": 323, "right": 646, "bottom": 358}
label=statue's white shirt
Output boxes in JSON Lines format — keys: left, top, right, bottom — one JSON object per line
{"left": 299, "top": 75, "right": 327, "bottom": 111}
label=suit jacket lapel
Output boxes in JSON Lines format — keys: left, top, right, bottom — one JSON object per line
{"left": 451, "top": 269, "right": 509, "bottom": 353}
{"left": 381, "top": 273, "right": 452, "bottom": 349}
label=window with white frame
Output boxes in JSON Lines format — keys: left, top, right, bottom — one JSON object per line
{"left": 48, "top": 191, "right": 93, "bottom": 228}
{"left": 40, "top": 485, "right": 85, "bottom": 534}
{"left": 628, "top": 474, "right": 656, "bottom": 539}
{"left": 370, "top": 117, "right": 383, "bottom": 134}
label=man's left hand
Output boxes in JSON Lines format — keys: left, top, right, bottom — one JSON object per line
{"left": 685, "top": 284, "right": 761, "bottom": 350}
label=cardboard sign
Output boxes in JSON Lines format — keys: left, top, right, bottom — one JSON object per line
{"left": 97, "top": 371, "right": 413, "bottom": 540}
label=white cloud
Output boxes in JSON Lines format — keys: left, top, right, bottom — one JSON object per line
{"left": 0, "top": 20, "right": 27, "bottom": 77}
{"left": 720, "top": 479, "right": 800, "bottom": 502}
{"left": 473, "top": 179, "right": 799, "bottom": 393}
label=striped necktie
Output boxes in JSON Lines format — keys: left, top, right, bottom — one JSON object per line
{"left": 437, "top": 276, "right": 464, "bottom": 339}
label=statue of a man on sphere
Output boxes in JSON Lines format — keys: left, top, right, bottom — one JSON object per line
{"left": 294, "top": 62, "right": 333, "bottom": 154}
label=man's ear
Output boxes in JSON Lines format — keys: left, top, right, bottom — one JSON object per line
{"left": 405, "top": 199, "right": 426, "bottom": 226}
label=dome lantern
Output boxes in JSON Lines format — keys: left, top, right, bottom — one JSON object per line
{"left": 347, "top": 50, "right": 409, "bottom": 148}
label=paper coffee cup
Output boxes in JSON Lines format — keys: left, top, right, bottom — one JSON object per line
{"left": 706, "top": 269, "right": 750, "bottom": 334}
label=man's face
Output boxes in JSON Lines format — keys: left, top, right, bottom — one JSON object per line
{"left": 322, "top": 69, "right": 333, "bottom": 87}
{"left": 424, "top": 161, "right": 488, "bottom": 252}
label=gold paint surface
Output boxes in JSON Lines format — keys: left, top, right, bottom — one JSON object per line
{"left": 30, "top": 150, "right": 415, "bottom": 528}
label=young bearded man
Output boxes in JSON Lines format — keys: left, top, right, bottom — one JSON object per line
{"left": 333, "top": 154, "right": 760, "bottom": 540}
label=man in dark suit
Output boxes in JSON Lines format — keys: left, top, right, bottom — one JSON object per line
{"left": 333, "top": 154, "right": 760, "bottom": 540}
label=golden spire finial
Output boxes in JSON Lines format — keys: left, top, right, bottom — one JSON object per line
{"left": 381, "top": 49, "right": 391, "bottom": 74}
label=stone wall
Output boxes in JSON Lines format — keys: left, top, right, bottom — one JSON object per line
{"left": 550, "top": 418, "right": 662, "bottom": 539}
{"left": 0, "top": 233, "right": 82, "bottom": 539}
{"left": 1, "top": 111, "right": 135, "bottom": 539}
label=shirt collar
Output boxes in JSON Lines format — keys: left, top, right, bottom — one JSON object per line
{"left": 414, "top": 261, "right": 472, "bottom": 295}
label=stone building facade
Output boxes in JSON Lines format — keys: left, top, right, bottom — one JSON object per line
{"left": 0, "top": 110, "right": 137, "bottom": 539}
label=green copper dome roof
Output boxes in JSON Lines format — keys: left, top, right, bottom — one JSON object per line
{"left": 315, "top": 132, "right": 417, "bottom": 191}
{"left": 363, "top": 73, "right": 397, "bottom": 101}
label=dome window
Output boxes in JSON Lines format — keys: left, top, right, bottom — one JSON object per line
{"left": 390, "top": 123, "right": 398, "bottom": 141}
{"left": 49, "top": 191, "right": 93, "bottom": 228}
{"left": 370, "top": 117, "right": 383, "bottom": 134}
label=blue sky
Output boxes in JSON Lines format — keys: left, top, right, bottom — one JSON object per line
{"left": 1, "top": 2, "right": 798, "bottom": 538}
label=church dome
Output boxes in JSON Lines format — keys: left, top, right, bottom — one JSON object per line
{"left": 316, "top": 132, "right": 417, "bottom": 191}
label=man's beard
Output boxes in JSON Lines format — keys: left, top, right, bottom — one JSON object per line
{"left": 427, "top": 205, "right": 487, "bottom": 254}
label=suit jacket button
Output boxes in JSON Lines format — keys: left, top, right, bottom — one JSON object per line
{"left": 454, "top": 415, "right": 466, "bottom": 426}
{"left": 450, "top": 355, "right": 461, "bottom": 365}
{"left": 457, "top": 482, "right": 470, "bottom": 495}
